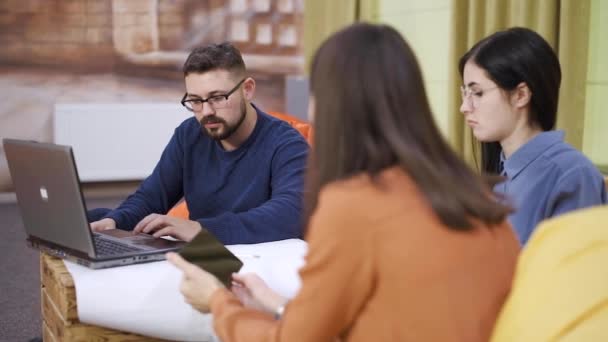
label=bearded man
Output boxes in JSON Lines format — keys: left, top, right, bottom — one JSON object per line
{"left": 89, "top": 42, "right": 309, "bottom": 245}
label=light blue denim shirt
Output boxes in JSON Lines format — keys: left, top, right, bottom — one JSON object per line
{"left": 495, "top": 130, "right": 606, "bottom": 245}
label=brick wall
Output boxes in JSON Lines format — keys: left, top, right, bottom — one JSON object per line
{"left": 157, "top": 0, "right": 186, "bottom": 50}
{"left": 157, "top": 0, "right": 228, "bottom": 51}
{"left": 229, "top": 0, "right": 304, "bottom": 56}
{"left": 112, "top": 0, "right": 158, "bottom": 55}
{"left": 0, "top": 0, "right": 304, "bottom": 72}
{"left": 0, "top": 0, "right": 115, "bottom": 70}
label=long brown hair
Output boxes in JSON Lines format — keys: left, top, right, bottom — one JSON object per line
{"left": 305, "top": 23, "right": 511, "bottom": 230}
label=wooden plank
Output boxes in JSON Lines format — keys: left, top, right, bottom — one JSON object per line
{"left": 42, "top": 320, "right": 58, "bottom": 342}
{"left": 42, "top": 287, "right": 72, "bottom": 341}
{"left": 40, "top": 253, "right": 78, "bottom": 322}
{"left": 42, "top": 288, "right": 166, "bottom": 341}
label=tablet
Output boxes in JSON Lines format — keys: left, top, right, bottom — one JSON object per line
{"left": 178, "top": 230, "right": 243, "bottom": 287}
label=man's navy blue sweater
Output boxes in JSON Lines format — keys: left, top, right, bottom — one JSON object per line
{"left": 105, "top": 106, "right": 309, "bottom": 245}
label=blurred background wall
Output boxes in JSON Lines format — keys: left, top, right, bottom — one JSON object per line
{"left": 582, "top": 0, "right": 608, "bottom": 171}
{"left": 0, "top": 0, "right": 304, "bottom": 72}
{"left": 1, "top": 0, "right": 606, "bottom": 193}
{"left": 305, "top": 0, "right": 607, "bottom": 172}
{"left": 0, "top": 0, "right": 305, "bottom": 192}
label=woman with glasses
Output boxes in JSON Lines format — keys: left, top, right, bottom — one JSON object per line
{"left": 459, "top": 27, "right": 606, "bottom": 245}
{"left": 167, "top": 23, "right": 520, "bottom": 342}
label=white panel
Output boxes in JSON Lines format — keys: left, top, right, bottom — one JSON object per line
{"left": 231, "top": 0, "right": 247, "bottom": 13}
{"left": 256, "top": 23, "right": 272, "bottom": 45}
{"left": 231, "top": 19, "right": 249, "bottom": 42}
{"left": 278, "top": 24, "right": 297, "bottom": 47}
{"left": 253, "top": 0, "right": 271, "bottom": 12}
{"left": 278, "top": 0, "right": 294, "bottom": 13}
{"left": 54, "top": 103, "right": 191, "bottom": 182}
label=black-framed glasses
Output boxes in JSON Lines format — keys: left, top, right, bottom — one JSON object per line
{"left": 181, "top": 78, "right": 246, "bottom": 111}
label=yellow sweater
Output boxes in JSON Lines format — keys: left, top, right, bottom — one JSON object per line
{"left": 491, "top": 206, "right": 608, "bottom": 342}
{"left": 210, "top": 167, "right": 520, "bottom": 341}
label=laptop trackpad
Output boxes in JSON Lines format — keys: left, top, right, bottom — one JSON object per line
{"left": 98, "top": 229, "right": 185, "bottom": 250}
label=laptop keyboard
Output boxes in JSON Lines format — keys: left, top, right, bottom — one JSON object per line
{"left": 93, "top": 236, "right": 142, "bottom": 256}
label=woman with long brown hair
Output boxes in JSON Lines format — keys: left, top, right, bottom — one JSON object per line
{"left": 167, "top": 23, "right": 520, "bottom": 341}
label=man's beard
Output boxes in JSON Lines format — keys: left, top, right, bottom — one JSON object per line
{"left": 200, "top": 100, "right": 247, "bottom": 141}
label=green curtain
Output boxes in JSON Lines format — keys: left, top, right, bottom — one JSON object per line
{"left": 448, "top": 0, "right": 591, "bottom": 167}
{"left": 303, "top": 0, "right": 379, "bottom": 73}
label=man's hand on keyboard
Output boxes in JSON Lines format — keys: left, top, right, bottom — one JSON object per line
{"left": 133, "top": 214, "right": 203, "bottom": 242}
{"left": 90, "top": 218, "right": 116, "bottom": 232}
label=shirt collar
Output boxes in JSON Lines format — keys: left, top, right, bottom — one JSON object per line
{"left": 502, "top": 130, "right": 565, "bottom": 179}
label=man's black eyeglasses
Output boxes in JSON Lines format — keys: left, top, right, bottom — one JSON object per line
{"left": 181, "top": 78, "right": 246, "bottom": 111}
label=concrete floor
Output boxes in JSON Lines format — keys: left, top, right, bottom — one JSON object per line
{"left": 0, "top": 195, "right": 129, "bottom": 342}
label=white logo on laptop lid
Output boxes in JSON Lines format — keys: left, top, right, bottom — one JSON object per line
{"left": 39, "top": 186, "right": 49, "bottom": 202}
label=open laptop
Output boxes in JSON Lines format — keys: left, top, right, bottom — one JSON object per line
{"left": 3, "top": 138, "right": 187, "bottom": 269}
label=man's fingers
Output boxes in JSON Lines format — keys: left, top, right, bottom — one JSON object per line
{"left": 152, "top": 226, "right": 174, "bottom": 238}
{"left": 93, "top": 226, "right": 108, "bottom": 232}
{"left": 133, "top": 215, "right": 149, "bottom": 233}
{"left": 134, "top": 214, "right": 160, "bottom": 233}
{"left": 90, "top": 220, "right": 113, "bottom": 232}
{"left": 141, "top": 216, "right": 168, "bottom": 234}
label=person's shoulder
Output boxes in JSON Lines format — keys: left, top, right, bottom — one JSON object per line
{"left": 174, "top": 116, "right": 201, "bottom": 134}
{"left": 173, "top": 116, "right": 209, "bottom": 143}
{"left": 257, "top": 109, "right": 308, "bottom": 145}
{"left": 317, "top": 167, "right": 416, "bottom": 222}
{"left": 318, "top": 174, "right": 372, "bottom": 205}
{"left": 309, "top": 175, "right": 378, "bottom": 238}
{"left": 542, "top": 140, "right": 600, "bottom": 178}
{"left": 175, "top": 116, "right": 199, "bottom": 128}
{"left": 526, "top": 206, "right": 608, "bottom": 261}
{"left": 542, "top": 205, "right": 608, "bottom": 230}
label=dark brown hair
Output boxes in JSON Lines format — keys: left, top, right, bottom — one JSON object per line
{"left": 306, "top": 23, "right": 511, "bottom": 230}
{"left": 183, "top": 42, "right": 246, "bottom": 79}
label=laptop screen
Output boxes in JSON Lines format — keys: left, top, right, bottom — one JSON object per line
{"left": 4, "top": 139, "right": 96, "bottom": 257}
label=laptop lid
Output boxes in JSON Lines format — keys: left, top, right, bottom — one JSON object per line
{"left": 4, "top": 139, "right": 98, "bottom": 258}
{"left": 3, "top": 139, "right": 186, "bottom": 266}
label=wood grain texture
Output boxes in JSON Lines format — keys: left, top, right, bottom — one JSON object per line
{"left": 41, "top": 253, "right": 78, "bottom": 321}
{"left": 43, "top": 320, "right": 59, "bottom": 342}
